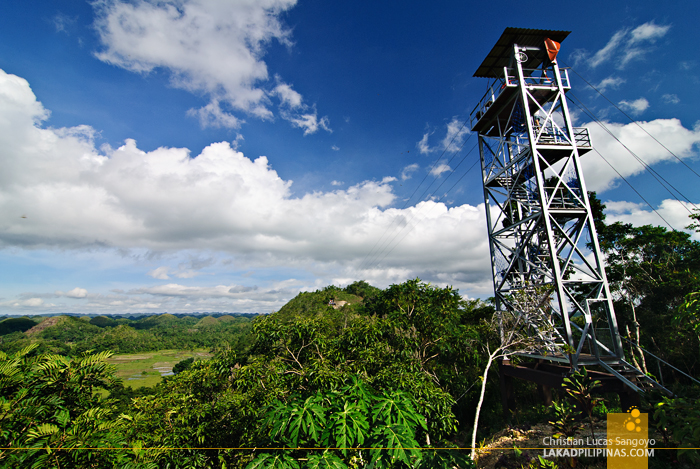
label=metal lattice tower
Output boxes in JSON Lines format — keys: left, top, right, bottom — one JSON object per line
{"left": 471, "top": 28, "right": 652, "bottom": 389}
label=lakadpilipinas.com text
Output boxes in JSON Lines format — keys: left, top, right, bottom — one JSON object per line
{"left": 542, "top": 437, "right": 655, "bottom": 458}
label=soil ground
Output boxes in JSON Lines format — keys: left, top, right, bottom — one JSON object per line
{"left": 475, "top": 419, "right": 608, "bottom": 468}
{"left": 473, "top": 417, "right": 684, "bottom": 468}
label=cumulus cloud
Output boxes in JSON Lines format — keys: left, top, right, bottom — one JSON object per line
{"left": 272, "top": 81, "right": 303, "bottom": 109}
{"left": 581, "top": 118, "right": 700, "bottom": 192}
{"left": 0, "top": 68, "right": 493, "bottom": 309}
{"left": 14, "top": 298, "right": 44, "bottom": 307}
{"left": 92, "top": 0, "right": 328, "bottom": 133}
{"left": 604, "top": 199, "right": 699, "bottom": 239}
{"left": 618, "top": 97, "right": 649, "bottom": 115}
{"left": 575, "top": 21, "right": 670, "bottom": 69}
{"left": 430, "top": 163, "right": 452, "bottom": 177}
{"left": 148, "top": 266, "right": 170, "bottom": 279}
{"left": 186, "top": 100, "right": 243, "bottom": 129}
{"left": 66, "top": 287, "right": 88, "bottom": 298}
{"left": 401, "top": 163, "right": 419, "bottom": 181}
{"left": 132, "top": 283, "right": 260, "bottom": 298}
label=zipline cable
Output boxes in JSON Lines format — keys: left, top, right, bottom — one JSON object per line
{"left": 567, "top": 92, "right": 696, "bottom": 213}
{"left": 358, "top": 119, "right": 473, "bottom": 271}
{"left": 564, "top": 63, "right": 700, "bottom": 180}
{"left": 566, "top": 98, "right": 678, "bottom": 231}
{"left": 370, "top": 157, "right": 481, "bottom": 270}
{"left": 360, "top": 136, "right": 477, "bottom": 271}
{"left": 363, "top": 66, "right": 696, "bottom": 271}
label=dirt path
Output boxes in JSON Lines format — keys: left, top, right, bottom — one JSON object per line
{"left": 475, "top": 420, "right": 608, "bottom": 468}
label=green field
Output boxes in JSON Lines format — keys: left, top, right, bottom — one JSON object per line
{"left": 107, "top": 349, "right": 211, "bottom": 388}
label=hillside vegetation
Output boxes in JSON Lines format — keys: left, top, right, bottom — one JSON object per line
{"left": 1, "top": 205, "right": 700, "bottom": 468}
{"left": 0, "top": 312, "right": 255, "bottom": 356}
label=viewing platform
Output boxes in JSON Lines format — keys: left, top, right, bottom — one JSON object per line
{"left": 469, "top": 66, "right": 571, "bottom": 133}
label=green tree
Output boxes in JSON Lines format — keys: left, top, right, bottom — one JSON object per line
{"left": 591, "top": 193, "right": 700, "bottom": 378}
{"left": 561, "top": 368, "right": 602, "bottom": 440}
{"left": 0, "top": 345, "right": 151, "bottom": 468}
{"left": 251, "top": 376, "right": 472, "bottom": 469}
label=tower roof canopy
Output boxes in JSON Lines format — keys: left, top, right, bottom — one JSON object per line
{"left": 473, "top": 27, "right": 570, "bottom": 78}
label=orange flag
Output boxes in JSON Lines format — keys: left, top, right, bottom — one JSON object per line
{"left": 544, "top": 38, "right": 561, "bottom": 62}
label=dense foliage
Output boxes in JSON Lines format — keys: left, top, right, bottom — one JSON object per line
{"left": 1, "top": 206, "right": 700, "bottom": 467}
{"left": 1, "top": 281, "right": 489, "bottom": 468}
{"left": 0, "top": 345, "right": 148, "bottom": 468}
{"left": 591, "top": 194, "right": 700, "bottom": 380}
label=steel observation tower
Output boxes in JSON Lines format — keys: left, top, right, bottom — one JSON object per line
{"left": 470, "top": 28, "right": 669, "bottom": 405}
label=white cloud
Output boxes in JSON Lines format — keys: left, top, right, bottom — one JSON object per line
{"left": 272, "top": 81, "right": 303, "bottom": 109}
{"left": 417, "top": 132, "right": 434, "bottom": 154}
{"left": 588, "top": 29, "right": 628, "bottom": 68}
{"left": 92, "top": 0, "right": 328, "bottom": 132}
{"left": 186, "top": 100, "right": 243, "bottom": 129}
{"left": 417, "top": 118, "right": 470, "bottom": 155}
{"left": 582, "top": 21, "right": 670, "bottom": 69}
{"left": 133, "top": 283, "right": 257, "bottom": 298}
{"left": 662, "top": 94, "right": 680, "bottom": 104}
{"left": 53, "top": 13, "right": 77, "bottom": 34}
{"left": 331, "top": 145, "right": 340, "bottom": 151}
{"left": 330, "top": 180, "right": 343, "bottom": 186}
{"left": 442, "top": 118, "right": 470, "bottom": 152}
{"left": 174, "top": 270, "right": 203, "bottom": 279}
{"left": 282, "top": 109, "right": 331, "bottom": 136}
{"left": 596, "top": 76, "right": 626, "bottom": 92}
{"left": 430, "top": 163, "right": 451, "bottom": 177}
{"left": 628, "top": 22, "right": 671, "bottom": 45}
{"left": 618, "top": 97, "right": 649, "bottom": 115}
{"left": 64, "top": 287, "right": 88, "bottom": 298}
{"left": 271, "top": 80, "right": 331, "bottom": 134}
{"left": 0, "top": 68, "right": 492, "bottom": 307}
{"left": 15, "top": 298, "right": 44, "bottom": 307}
{"left": 401, "top": 163, "right": 419, "bottom": 181}
{"left": 148, "top": 266, "right": 170, "bottom": 279}
{"left": 604, "top": 199, "right": 699, "bottom": 239}
{"left": 582, "top": 118, "right": 700, "bottom": 192}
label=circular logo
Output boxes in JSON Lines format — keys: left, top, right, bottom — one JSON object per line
{"left": 516, "top": 51, "right": 528, "bottom": 63}
{"left": 624, "top": 407, "right": 642, "bottom": 432}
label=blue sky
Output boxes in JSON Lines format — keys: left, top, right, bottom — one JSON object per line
{"left": 0, "top": 0, "right": 698, "bottom": 315}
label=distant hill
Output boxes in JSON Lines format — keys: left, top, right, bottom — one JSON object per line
{"left": 0, "top": 317, "right": 37, "bottom": 335}
{"left": 196, "top": 316, "right": 219, "bottom": 328}
{"left": 25, "top": 316, "right": 69, "bottom": 336}
{"left": 90, "top": 316, "right": 118, "bottom": 328}
{"left": 274, "top": 285, "right": 364, "bottom": 322}
{"left": 0, "top": 310, "right": 256, "bottom": 356}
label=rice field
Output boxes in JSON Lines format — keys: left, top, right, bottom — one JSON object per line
{"left": 107, "top": 349, "right": 211, "bottom": 388}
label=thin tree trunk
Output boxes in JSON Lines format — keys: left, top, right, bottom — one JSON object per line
{"left": 625, "top": 324, "right": 643, "bottom": 372}
{"left": 625, "top": 294, "right": 648, "bottom": 374}
{"left": 471, "top": 352, "right": 496, "bottom": 460}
